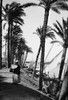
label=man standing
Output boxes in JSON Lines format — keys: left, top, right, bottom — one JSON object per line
{"left": 10, "top": 60, "right": 20, "bottom": 84}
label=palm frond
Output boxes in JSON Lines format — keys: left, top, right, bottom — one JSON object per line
{"left": 12, "top": 25, "right": 23, "bottom": 35}
{"left": 53, "top": 23, "right": 63, "bottom": 38}
{"left": 62, "top": 18, "right": 66, "bottom": 29}
{"left": 21, "top": 3, "right": 38, "bottom": 8}
{"left": 14, "top": 19, "right": 24, "bottom": 25}
{"left": 56, "top": 2, "right": 68, "bottom": 10}
{"left": 51, "top": 40, "right": 63, "bottom": 45}
{"left": 46, "top": 32, "right": 56, "bottom": 40}
{"left": 39, "top": 1, "right": 45, "bottom": 8}
{"left": 51, "top": 7, "right": 60, "bottom": 14}
{"left": 50, "top": 0, "right": 58, "bottom": 4}
{"left": 56, "top": 20, "right": 63, "bottom": 31}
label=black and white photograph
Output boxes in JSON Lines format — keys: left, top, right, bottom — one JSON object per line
{"left": 0, "top": 0, "right": 68, "bottom": 100}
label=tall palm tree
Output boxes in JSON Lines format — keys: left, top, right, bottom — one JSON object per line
{"left": 23, "top": 46, "right": 32, "bottom": 67}
{"left": 33, "top": 26, "right": 55, "bottom": 78}
{"left": 3, "top": 2, "right": 26, "bottom": 68}
{"left": 17, "top": 37, "right": 26, "bottom": 68}
{"left": 53, "top": 18, "right": 68, "bottom": 80}
{"left": 4, "top": 24, "right": 23, "bottom": 64}
{"left": 22, "top": 0, "right": 68, "bottom": 90}
{"left": 0, "top": 0, "right": 2, "bottom": 69}
{"left": 11, "top": 25, "right": 23, "bottom": 64}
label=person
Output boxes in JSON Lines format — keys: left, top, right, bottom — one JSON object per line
{"left": 14, "top": 61, "right": 20, "bottom": 76}
{"left": 10, "top": 61, "right": 20, "bottom": 84}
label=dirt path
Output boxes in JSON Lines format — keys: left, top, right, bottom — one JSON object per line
{"left": 0, "top": 68, "right": 54, "bottom": 100}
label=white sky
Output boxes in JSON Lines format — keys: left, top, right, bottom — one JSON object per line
{"left": 3, "top": 0, "right": 68, "bottom": 74}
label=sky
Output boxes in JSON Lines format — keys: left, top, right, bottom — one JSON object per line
{"left": 3, "top": 0, "right": 68, "bottom": 74}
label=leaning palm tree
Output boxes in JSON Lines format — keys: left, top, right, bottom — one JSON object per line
{"left": 53, "top": 18, "right": 68, "bottom": 80}
{"left": 3, "top": 2, "right": 26, "bottom": 68}
{"left": 33, "top": 26, "right": 55, "bottom": 78}
{"left": 22, "top": 0, "right": 68, "bottom": 90}
{"left": 0, "top": 0, "right": 3, "bottom": 69}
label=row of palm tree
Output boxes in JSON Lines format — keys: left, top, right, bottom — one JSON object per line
{"left": 0, "top": 1, "right": 32, "bottom": 69}
{"left": 3, "top": 2, "right": 26, "bottom": 68}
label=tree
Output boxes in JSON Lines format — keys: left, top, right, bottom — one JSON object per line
{"left": 0, "top": 0, "right": 2, "bottom": 69}
{"left": 3, "top": 2, "right": 26, "bottom": 68}
{"left": 4, "top": 25, "right": 23, "bottom": 64}
{"left": 23, "top": 46, "right": 32, "bottom": 67}
{"left": 33, "top": 26, "right": 55, "bottom": 78}
{"left": 22, "top": 0, "right": 68, "bottom": 90}
{"left": 53, "top": 18, "right": 68, "bottom": 80}
{"left": 17, "top": 37, "right": 26, "bottom": 68}
{"left": 11, "top": 25, "right": 23, "bottom": 64}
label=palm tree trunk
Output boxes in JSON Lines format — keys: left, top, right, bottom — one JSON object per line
{"left": 18, "top": 47, "right": 22, "bottom": 68}
{"left": 8, "top": 21, "right": 11, "bottom": 68}
{"left": 33, "top": 43, "right": 41, "bottom": 78}
{"left": 11, "top": 45, "right": 14, "bottom": 64}
{"left": 0, "top": 0, "right": 2, "bottom": 69}
{"left": 11, "top": 24, "right": 14, "bottom": 64}
{"left": 23, "top": 51, "right": 28, "bottom": 67}
{"left": 58, "top": 47, "right": 67, "bottom": 80}
{"left": 39, "top": 7, "right": 49, "bottom": 91}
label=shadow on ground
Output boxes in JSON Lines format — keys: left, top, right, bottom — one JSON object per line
{"left": 0, "top": 82, "right": 53, "bottom": 100}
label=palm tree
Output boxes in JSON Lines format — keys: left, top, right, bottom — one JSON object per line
{"left": 0, "top": 0, "right": 2, "bottom": 69}
{"left": 11, "top": 25, "right": 23, "bottom": 64}
{"left": 4, "top": 25, "right": 23, "bottom": 64}
{"left": 33, "top": 26, "right": 55, "bottom": 78}
{"left": 17, "top": 37, "right": 26, "bottom": 68}
{"left": 23, "top": 46, "right": 32, "bottom": 67}
{"left": 22, "top": 0, "right": 68, "bottom": 90}
{"left": 3, "top": 2, "right": 26, "bottom": 68}
{"left": 53, "top": 18, "right": 68, "bottom": 80}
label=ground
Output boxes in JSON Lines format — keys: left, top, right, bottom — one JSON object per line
{"left": 0, "top": 68, "right": 53, "bottom": 100}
